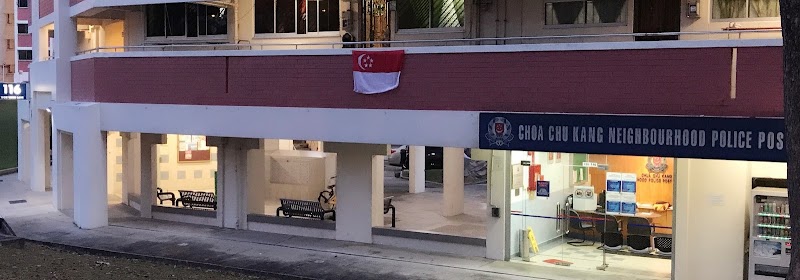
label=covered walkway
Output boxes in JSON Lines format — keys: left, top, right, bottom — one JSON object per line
{"left": 0, "top": 173, "right": 666, "bottom": 280}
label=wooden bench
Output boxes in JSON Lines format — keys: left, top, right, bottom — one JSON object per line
{"left": 276, "top": 199, "right": 335, "bottom": 220}
{"left": 176, "top": 190, "right": 217, "bottom": 210}
{"left": 384, "top": 196, "right": 396, "bottom": 228}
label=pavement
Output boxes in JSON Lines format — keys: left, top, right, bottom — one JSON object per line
{"left": 0, "top": 173, "right": 668, "bottom": 280}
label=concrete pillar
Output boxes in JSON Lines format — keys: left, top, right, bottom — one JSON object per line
{"left": 326, "top": 142, "right": 387, "bottom": 243}
{"left": 371, "top": 155, "right": 385, "bottom": 227}
{"left": 67, "top": 103, "right": 107, "bottom": 229}
{"left": 408, "top": 146, "right": 425, "bottom": 193}
{"left": 278, "top": 139, "right": 293, "bottom": 150}
{"left": 120, "top": 133, "right": 142, "bottom": 207}
{"left": 483, "top": 150, "right": 511, "bottom": 260}
{"left": 53, "top": 0, "right": 76, "bottom": 103}
{"left": 443, "top": 147, "right": 465, "bottom": 217}
{"left": 29, "top": 109, "right": 48, "bottom": 192}
{"left": 53, "top": 131, "right": 74, "bottom": 211}
{"left": 208, "top": 137, "right": 260, "bottom": 229}
{"left": 139, "top": 134, "right": 166, "bottom": 218}
{"left": 17, "top": 121, "right": 30, "bottom": 183}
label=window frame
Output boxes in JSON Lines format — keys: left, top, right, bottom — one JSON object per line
{"left": 542, "top": 0, "right": 628, "bottom": 28}
{"left": 144, "top": 3, "right": 229, "bottom": 44}
{"left": 18, "top": 49, "right": 33, "bottom": 61}
{"left": 396, "top": 0, "right": 466, "bottom": 32}
{"left": 710, "top": 0, "right": 780, "bottom": 21}
{"left": 18, "top": 0, "right": 28, "bottom": 8}
{"left": 253, "top": 0, "right": 341, "bottom": 38}
{"left": 17, "top": 23, "right": 29, "bottom": 34}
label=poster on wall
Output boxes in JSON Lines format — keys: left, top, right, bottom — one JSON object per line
{"left": 536, "top": 181, "right": 550, "bottom": 197}
{"left": 178, "top": 135, "right": 211, "bottom": 162}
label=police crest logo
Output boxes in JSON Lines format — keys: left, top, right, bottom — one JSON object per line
{"left": 646, "top": 157, "right": 668, "bottom": 173}
{"left": 486, "top": 117, "right": 514, "bottom": 146}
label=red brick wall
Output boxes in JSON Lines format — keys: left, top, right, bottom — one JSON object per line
{"left": 17, "top": 7, "right": 31, "bottom": 21}
{"left": 39, "top": 0, "right": 54, "bottom": 18}
{"left": 17, "top": 34, "right": 32, "bottom": 48}
{"left": 18, "top": 61, "right": 31, "bottom": 73}
{"left": 72, "top": 47, "right": 784, "bottom": 118}
{"left": 79, "top": 57, "right": 228, "bottom": 104}
{"left": 71, "top": 59, "right": 96, "bottom": 102}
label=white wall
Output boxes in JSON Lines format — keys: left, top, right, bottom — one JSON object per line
{"left": 680, "top": 0, "right": 781, "bottom": 40}
{"left": 97, "top": 103, "right": 480, "bottom": 149}
{"left": 674, "top": 159, "right": 787, "bottom": 280}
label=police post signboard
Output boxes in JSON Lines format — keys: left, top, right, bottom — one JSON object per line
{"left": 0, "top": 83, "right": 27, "bottom": 101}
{"left": 479, "top": 113, "right": 785, "bottom": 162}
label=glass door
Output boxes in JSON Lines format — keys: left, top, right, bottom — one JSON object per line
{"left": 510, "top": 151, "right": 578, "bottom": 266}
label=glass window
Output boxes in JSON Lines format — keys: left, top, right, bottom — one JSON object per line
{"left": 18, "top": 0, "right": 28, "bottom": 8}
{"left": 187, "top": 4, "right": 198, "bottom": 37}
{"left": 17, "top": 24, "right": 28, "bottom": 34}
{"left": 712, "top": 0, "right": 779, "bottom": 19}
{"left": 319, "top": 0, "right": 340, "bottom": 31}
{"left": 255, "top": 0, "right": 276, "bottom": 33}
{"left": 206, "top": 7, "right": 228, "bottom": 35}
{"left": 165, "top": 3, "right": 186, "bottom": 37}
{"left": 18, "top": 50, "right": 32, "bottom": 60}
{"left": 256, "top": 0, "right": 339, "bottom": 34}
{"left": 397, "top": 0, "right": 464, "bottom": 29}
{"left": 146, "top": 5, "right": 166, "bottom": 37}
{"left": 545, "top": 0, "right": 625, "bottom": 25}
{"left": 145, "top": 3, "right": 227, "bottom": 38}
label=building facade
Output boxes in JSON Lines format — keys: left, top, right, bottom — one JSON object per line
{"left": 14, "top": 0, "right": 786, "bottom": 279}
{"left": 13, "top": 0, "right": 30, "bottom": 82}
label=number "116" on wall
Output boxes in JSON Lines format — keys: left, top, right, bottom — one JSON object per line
{"left": 3, "top": 84, "right": 22, "bottom": 95}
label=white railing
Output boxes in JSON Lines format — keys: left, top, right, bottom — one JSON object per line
{"left": 75, "top": 29, "right": 783, "bottom": 55}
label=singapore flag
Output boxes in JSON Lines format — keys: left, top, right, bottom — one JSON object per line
{"left": 352, "top": 50, "right": 405, "bottom": 94}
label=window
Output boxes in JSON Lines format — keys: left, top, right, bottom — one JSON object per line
{"left": 18, "top": 50, "right": 32, "bottom": 60}
{"left": 146, "top": 3, "right": 227, "bottom": 38}
{"left": 545, "top": 0, "right": 626, "bottom": 25}
{"left": 17, "top": 24, "right": 28, "bottom": 34}
{"left": 712, "top": 0, "right": 779, "bottom": 19}
{"left": 255, "top": 0, "right": 340, "bottom": 34}
{"left": 18, "top": 0, "right": 28, "bottom": 8}
{"left": 397, "top": 0, "right": 464, "bottom": 29}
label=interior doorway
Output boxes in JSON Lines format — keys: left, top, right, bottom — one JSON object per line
{"left": 633, "top": 0, "right": 681, "bottom": 41}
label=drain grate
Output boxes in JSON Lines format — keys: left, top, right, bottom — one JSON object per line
{"left": 8, "top": 200, "right": 27, "bottom": 205}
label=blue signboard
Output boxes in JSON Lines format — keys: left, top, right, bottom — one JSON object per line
{"left": 536, "top": 181, "right": 550, "bottom": 197}
{"left": 0, "top": 83, "right": 27, "bottom": 100}
{"left": 479, "top": 113, "right": 785, "bottom": 162}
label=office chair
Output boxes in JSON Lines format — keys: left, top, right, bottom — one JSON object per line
{"left": 626, "top": 217, "right": 654, "bottom": 253}
{"left": 567, "top": 210, "right": 596, "bottom": 246}
{"left": 654, "top": 235, "right": 673, "bottom": 256}
{"left": 594, "top": 215, "right": 624, "bottom": 251}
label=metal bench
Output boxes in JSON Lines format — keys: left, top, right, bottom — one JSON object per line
{"left": 176, "top": 190, "right": 217, "bottom": 210}
{"left": 276, "top": 199, "right": 335, "bottom": 220}
{"left": 384, "top": 196, "right": 396, "bottom": 228}
{"left": 156, "top": 188, "right": 176, "bottom": 206}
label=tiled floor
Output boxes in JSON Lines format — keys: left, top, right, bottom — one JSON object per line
{"left": 524, "top": 242, "right": 672, "bottom": 280}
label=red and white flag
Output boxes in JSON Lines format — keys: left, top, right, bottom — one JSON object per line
{"left": 352, "top": 50, "right": 405, "bottom": 94}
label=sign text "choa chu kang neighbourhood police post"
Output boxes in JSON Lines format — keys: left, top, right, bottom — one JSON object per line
{"left": 479, "top": 113, "right": 785, "bottom": 162}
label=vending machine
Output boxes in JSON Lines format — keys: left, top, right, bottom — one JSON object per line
{"left": 749, "top": 185, "right": 790, "bottom": 279}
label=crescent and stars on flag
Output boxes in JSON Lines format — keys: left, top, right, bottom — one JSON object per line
{"left": 352, "top": 50, "right": 405, "bottom": 94}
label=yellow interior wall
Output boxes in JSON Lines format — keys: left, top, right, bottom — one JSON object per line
{"left": 156, "top": 134, "right": 218, "bottom": 195}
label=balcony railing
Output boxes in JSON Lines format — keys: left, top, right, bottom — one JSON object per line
{"left": 75, "top": 29, "right": 782, "bottom": 55}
